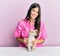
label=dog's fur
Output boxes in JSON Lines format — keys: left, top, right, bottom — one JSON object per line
{"left": 27, "top": 30, "right": 38, "bottom": 52}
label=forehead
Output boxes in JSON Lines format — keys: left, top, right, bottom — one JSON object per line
{"left": 31, "top": 7, "right": 39, "bottom": 11}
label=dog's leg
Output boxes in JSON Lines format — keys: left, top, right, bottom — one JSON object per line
{"left": 31, "top": 44, "right": 36, "bottom": 52}
{"left": 31, "top": 39, "right": 36, "bottom": 52}
{"left": 28, "top": 41, "right": 31, "bottom": 52}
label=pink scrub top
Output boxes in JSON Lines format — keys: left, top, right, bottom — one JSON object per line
{"left": 14, "top": 19, "right": 47, "bottom": 47}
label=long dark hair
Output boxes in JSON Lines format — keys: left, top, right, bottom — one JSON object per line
{"left": 25, "top": 3, "right": 41, "bottom": 38}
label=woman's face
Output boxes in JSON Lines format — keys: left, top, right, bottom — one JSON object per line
{"left": 30, "top": 7, "right": 39, "bottom": 20}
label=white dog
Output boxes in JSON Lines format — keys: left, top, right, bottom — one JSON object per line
{"left": 27, "top": 30, "right": 38, "bottom": 52}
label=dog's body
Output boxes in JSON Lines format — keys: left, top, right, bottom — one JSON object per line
{"left": 27, "top": 30, "right": 38, "bottom": 52}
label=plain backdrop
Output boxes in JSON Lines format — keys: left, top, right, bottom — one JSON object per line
{"left": 0, "top": 0, "right": 60, "bottom": 47}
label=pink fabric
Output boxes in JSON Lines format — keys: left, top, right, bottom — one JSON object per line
{"left": 14, "top": 19, "right": 47, "bottom": 47}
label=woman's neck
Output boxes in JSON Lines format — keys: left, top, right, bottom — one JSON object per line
{"left": 29, "top": 18, "right": 35, "bottom": 26}
{"left": 30, "top": 18, "right": 35, "bottom": 23}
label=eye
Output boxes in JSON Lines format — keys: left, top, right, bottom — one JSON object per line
{"left": 32, "top": 9, "right": 35, "bottom": 12}
{"left": 32, "top": 8, "right": 39, "bottom": 13}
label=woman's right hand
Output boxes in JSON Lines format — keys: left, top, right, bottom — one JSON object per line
{"left": 23, "top": 38, "right": 28, "bottom": 46}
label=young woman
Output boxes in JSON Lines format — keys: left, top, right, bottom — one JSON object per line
{"left": 14, "top": 3, "right": 47, "bottom": 47}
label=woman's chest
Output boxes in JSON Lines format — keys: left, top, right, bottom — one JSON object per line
{"left": 21, "top": 21, "right": 34, "bottom": 38}
{"left": 22, "top": 21, "right": 34, "bottom": 32}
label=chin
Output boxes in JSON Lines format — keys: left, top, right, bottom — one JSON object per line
{"left": 32, "top": 17, "right": 36, "bottom": 20}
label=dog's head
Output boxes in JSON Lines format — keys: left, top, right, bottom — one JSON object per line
{"left": 29, "top": 30, "right": 38, "bottom": 36}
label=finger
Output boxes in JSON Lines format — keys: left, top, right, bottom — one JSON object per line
{"left": 25, "top": 38, "right": 28, "bottom": 40}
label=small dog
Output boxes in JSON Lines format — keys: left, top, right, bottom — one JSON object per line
{"left": 27, "top": 30, "right": 38, "bottom": 52}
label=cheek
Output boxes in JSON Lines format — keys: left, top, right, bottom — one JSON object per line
{"left": 33, "top": 11, "right": 38, "bottom": 16}
{"left": 31, "top": 12, "right": 38, "bottom": 17}
{"left": 31, "top": 11, "right": 35, "bottom": 15}
{"left": 36, "top": 14, "right": 38, "bottom": 17}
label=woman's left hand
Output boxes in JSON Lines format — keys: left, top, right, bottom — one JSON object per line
{"left": 32, "top": 38, "right": 45, "bottom": 45}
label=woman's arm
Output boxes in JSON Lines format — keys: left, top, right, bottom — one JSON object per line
{"left": 32, "top": 38, "right": 45, "bottom": 45}
{"left": 36, "top": 38, "right": 45, "bottom": 44}
{"left": 16, "top": 37, "right": 24, "bottom": 43}
{"left": 16, "top": 37, "right": 28, "bottom": 44}
{"left": 35, "top": 22, "right": 47, "bottom": 44}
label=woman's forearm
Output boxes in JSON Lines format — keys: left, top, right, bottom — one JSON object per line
{"left": 16, "top": 37, "right": 24, "bottom": 43}
{"left": 37, "top": 38, "right": 45, "bottom": 44}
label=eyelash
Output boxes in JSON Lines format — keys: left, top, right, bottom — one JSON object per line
{"left": 32, "top": 10, "right": 38, "bottom": 14}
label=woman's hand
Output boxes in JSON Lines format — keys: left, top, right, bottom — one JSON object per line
{"left": 36, "top": 38, "right": 45, "bottom": 44}
{"left": 37, "top": 38, "right": 45, "bottom": 44}
{"left": 23, "top": 38, "right": 28, "bottom": 46}
{"left": 32, "top": 38, "right": 45, "bottom": 45}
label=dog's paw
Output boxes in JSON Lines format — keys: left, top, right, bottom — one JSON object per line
{"left": 31, "top": 48, "right": 35, "bottom": 52}
{"left": 28, "top": 48, "right": 31, "bottom": 52}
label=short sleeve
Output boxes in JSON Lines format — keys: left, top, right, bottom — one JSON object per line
{"left": 14, "top": 21, "right": 22, "bottom": 38}
{"left": 37, "top": 22, "right": 47, "bottom": 40}
{"left": 41, "top": 22, "right": 47, "bottom": 39}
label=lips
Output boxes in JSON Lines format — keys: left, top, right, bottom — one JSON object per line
{"left": 32, "top": 15, "right": 37, "bottom": 18}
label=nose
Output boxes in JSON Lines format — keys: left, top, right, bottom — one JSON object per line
{"left": 34, "top": 12, "right": 37, "bottom": 15}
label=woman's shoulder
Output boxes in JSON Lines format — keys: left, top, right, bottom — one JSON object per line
{"left": 18, "top": 18, "right": 28, "bottom": 24}
{"left": 41, "top": 21, "right": 46, "bottom": 28}
{"left": 41, "top": 21, "right": 45, "bottom": 25}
